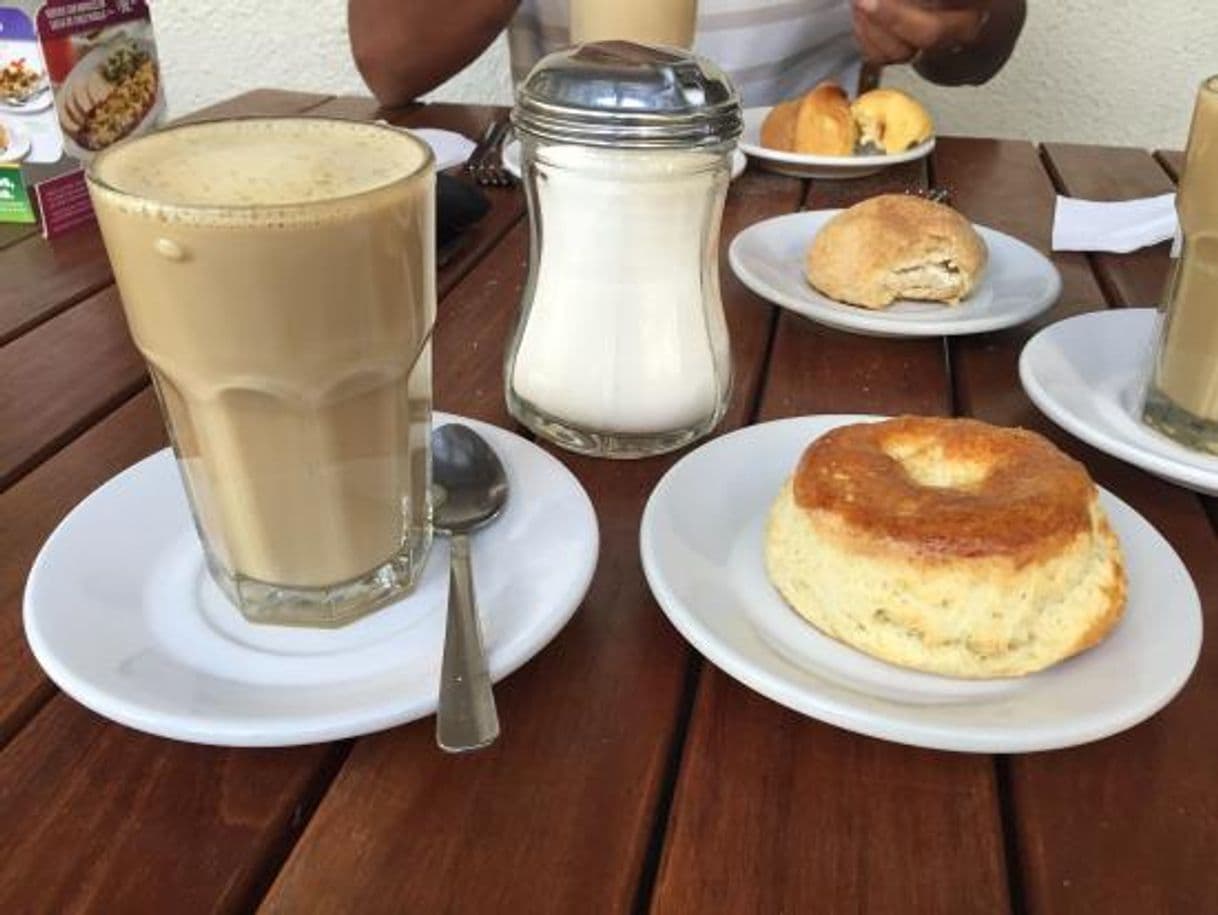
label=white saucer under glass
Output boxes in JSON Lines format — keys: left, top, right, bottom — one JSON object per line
{"left": 24, "top": 413, "right": 599, "bottom": 747}
{"left": 1021, "top": 308, "right": 1218, "bottom": 496}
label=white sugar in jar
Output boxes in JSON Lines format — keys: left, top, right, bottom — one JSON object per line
{"left": 507, "top": 42, "right": 741, "bottom": 458}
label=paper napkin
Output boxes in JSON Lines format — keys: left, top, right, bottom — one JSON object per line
{"left": 1052, "top": 193, "right": 1178, "bottom": 255}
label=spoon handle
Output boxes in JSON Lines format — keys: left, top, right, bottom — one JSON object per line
{"left": 437, "top": 533, "right": 500, "bottom": 752}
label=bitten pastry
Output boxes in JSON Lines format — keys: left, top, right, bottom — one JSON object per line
{"left": 851, "top": 88, "right": 934, "bottom": 154}
{"left": 764, "top": 417, "right": 1127, "bottom": 678}
{"left": 805, "top": 194, "right": 988, "bottom": 309}
{"left": 792, "top": 82, "right": 857, "bottom": 156}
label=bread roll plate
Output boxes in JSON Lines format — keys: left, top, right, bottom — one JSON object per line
{"left": 730, "top": 209, "right": 1061, "bottom": 337}
{"left": 639, "top": 414, "right": 1202, "bottom": 752}
{"left": 741, "top": 106, "right": 935, "bottom": 179}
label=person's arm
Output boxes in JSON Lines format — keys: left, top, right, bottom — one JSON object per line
{"left": 852, "top": 0, "right": 1027, "bottom": 87}
{"left": 349, "top": 0, "right": 520, "bottom": 108}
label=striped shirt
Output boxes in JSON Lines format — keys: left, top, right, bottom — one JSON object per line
{"left": 508, "top": 0, "right": 862, "bottom": 106}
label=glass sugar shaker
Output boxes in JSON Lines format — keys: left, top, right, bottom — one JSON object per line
{"left": 506, "top": 41, "right": 742, "bottom": 459}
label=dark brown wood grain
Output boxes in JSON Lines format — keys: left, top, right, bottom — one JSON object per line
{"left": 0, "top": 391, "right": 162, "bottom": 743}
{"left": 979, "top": 143, "right": 1218, "bottom": 915}
{"left": 0, "top": 288, "right": 146, "bottom": 489}
{"left": 1042, "top": 143, "right": 1175, "bottom": 308}
{"left": 0, "top": 698, "right": 342, "bottom": 915}
{"left": 653, "top": 161, "right": 1009, "bottom": 915}
{"left": 0, "top": 229, "right": 112, "bottom": 345}
{"left": 260, "top": 169, "right": 804, "bottom": 915}
{"left": 939, "top": 140, "right": 1218, "bottom": 913}
{"left": 0, "top": 224, "right": 37, "bottom": 252}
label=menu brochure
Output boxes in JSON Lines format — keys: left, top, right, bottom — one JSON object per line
{"left": 0, "top": 0, "right": 165, "bottom": 236}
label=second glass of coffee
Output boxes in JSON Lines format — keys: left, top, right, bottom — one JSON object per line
{"left": 87, "top": 118, "right": 436, "bottom": 626}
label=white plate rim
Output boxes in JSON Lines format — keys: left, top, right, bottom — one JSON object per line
{"left": 1020, "top": 308, "right": 1218, "bottom": 495}
{"left": 0, "top": 116, "right": 31, "bottom": 162}
{"left": 639, "top": 413, "right": 1203, "bottom": 753}
{"left": 739, "top": 105, "right": 936, "bottom": 167}
{"left": 729, "top": 209, "right": 1063, "bottom": 337}
{"left": 23, "top": 412, "right": 600, "bottom": 747}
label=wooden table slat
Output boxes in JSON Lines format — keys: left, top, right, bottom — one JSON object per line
{"left": 0, "top": 698, "right": 343, "bottom": 915}
{"left": 0, "top": 230, "right": 112, "bottom": 346}
{"left": 0, "top": 288, "right": 146, "bottom": 489}
{"left": 940, "top": 138, "right": 1218, "bottom": 913}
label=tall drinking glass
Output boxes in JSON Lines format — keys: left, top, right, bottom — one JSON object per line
{"left": 87, "top": 118, "right": 436, "bottom": 626}
{"left": 570, "top": 0, "right": 698, "bottom": 48}
{"left": 1142, "top": 76, "right": 1218, "bottom": 454}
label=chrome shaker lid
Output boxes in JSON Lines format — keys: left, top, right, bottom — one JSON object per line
{"left": 512, "top": 41, "right": 741, "bottom": 148}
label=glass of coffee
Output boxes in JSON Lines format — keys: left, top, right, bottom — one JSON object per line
{"left": 1141, "top": 76, "right": 1218, "bottom": 455}
{"left": 570, "top": 0, "right": 698, "bottom": 48}
{"left": 87, "top": 118, "right": 436, "bottom": 626}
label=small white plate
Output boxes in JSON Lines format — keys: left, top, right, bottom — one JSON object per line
{"left": 0, "top": 83, "right": 52, "bottom": 114}
{"left": 24, "top": 413, "right": 599, "bottom": 747}
{"left": 730, "top": 210, "right": 1061, "bottom": 337}
{"left": 1021, "top": 308, "right": 1218, "bottom": 496}
{"left": 501, "top": 138, "right": 748, "bottom": 182}
{"left": 0, "top": 117, "right": 31, "bottom": 162}
{"left": 739, "top": 106, "right": 935, "bottom": 179}
{"left": 640, "top": 414, "right": 1202, "bottom": 753}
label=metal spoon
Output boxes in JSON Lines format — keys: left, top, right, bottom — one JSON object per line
{"left": 432, "top": 423, "right": 506, "bottom": 752}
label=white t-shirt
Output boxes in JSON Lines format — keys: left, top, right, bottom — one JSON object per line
{"left": 508, "top": 0, "right": 862, "bottom": 106}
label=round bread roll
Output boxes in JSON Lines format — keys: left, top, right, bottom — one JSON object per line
{"left": 806, "top": 194, "right": 988, "bottom": 309}
{"left": 760, "top": 98, "right": 799, "bottom": 151}
{"left": 793, "top": 82, "right": 856, "bottom": 156}
{"left": 765, "top": 417, "right": 1127, "bottom": 679}
{"left": 852, "top": 88, "right": 934, "bottom": 154}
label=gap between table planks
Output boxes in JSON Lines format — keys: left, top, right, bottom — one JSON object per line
{"left": 0, "top": 94, "right": 520, "bottom": 913}
{"left": 993, "top": 143, "right": 1218, "bottom": 914}
{"left": 652, "top": 157, "right": 1011, "bottom": 915}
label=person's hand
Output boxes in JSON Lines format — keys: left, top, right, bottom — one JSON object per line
{"left": 851, "top": 0, "right": 992, "bottom": 66}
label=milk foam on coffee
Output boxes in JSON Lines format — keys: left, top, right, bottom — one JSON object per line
{"left": 90, "top": 119, "right": 435, "bottom": 598}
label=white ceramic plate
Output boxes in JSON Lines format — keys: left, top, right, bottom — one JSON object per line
{"left": 24, "top": 413, "right": 599, "bottom": 747}
{"left": 739, "top": 105, "right": 935, "bottom": 179}
{"left": 0, "top": 116, "right": 31, "bottom": 162}
{"left": 640, "top": 414, "right": 1202, "bottom": 753}
{"left": 0, "top": 81, "right": 52, "bottom": 114}
{"left": 1021, "top": 308, "right": 1218, "bottom": 496}
{"left": 730, "top": 210, "right": 1062, "bottom": 337}
{"left": 501, "top": 137, "right": 748, "bottom": 182}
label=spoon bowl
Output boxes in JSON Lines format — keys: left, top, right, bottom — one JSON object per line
{"left": 431, "top": 423, "right": 507, "bottom": 753}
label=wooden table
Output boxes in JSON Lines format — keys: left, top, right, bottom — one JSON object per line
{"left": 1, "top": 90, "right": 1214, "bottom": 915}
